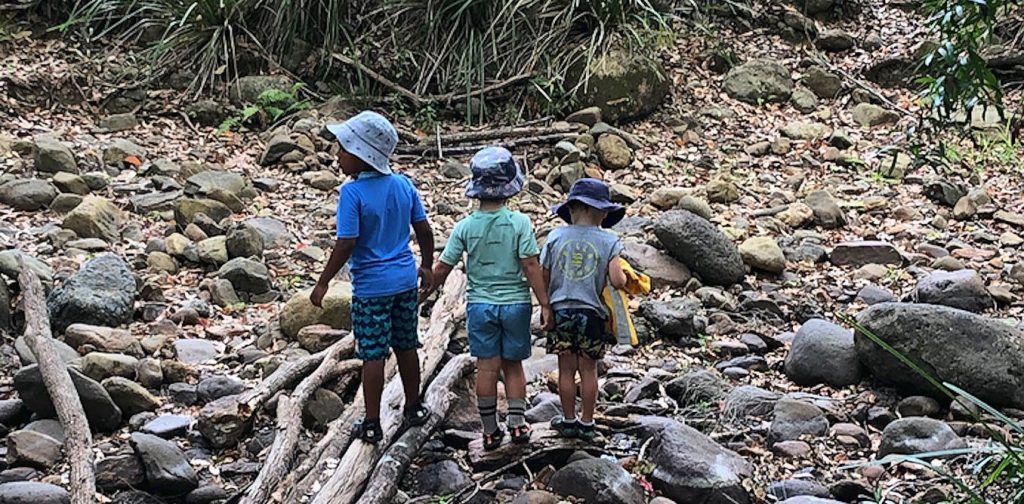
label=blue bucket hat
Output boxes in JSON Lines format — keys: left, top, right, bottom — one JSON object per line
{"left": 326, "top": 111, "right": 398, "bottom": 174}
{"left": 465, "top": 146, "right": 524, "bottom": 200}
{"left": 552, "top": 178, "right": 626, "bottom": 228}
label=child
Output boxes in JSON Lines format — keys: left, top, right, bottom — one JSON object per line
{"left": 541, "top": 178, "right": 627, "bottom": 441}
{"left": 310, "top": 110, "right": 434, "bottom": 443}
{"left": 425, "top": 146, "right": 553, "bottom": 450}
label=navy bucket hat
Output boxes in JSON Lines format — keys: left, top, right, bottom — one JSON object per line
{"left": 552, "top": 178, "right": 626, "bottom": 228}
{"left": 465, "top": 146, "right": 524, "bottom": 200}
{"left": 326, "top": 111, "right": 398, "bottom": 174}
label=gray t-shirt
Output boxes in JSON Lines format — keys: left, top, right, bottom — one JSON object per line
{"left": 541, "top": 225, "right": 624, "bottom": 317}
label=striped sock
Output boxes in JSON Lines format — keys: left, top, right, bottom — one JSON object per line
{"left": 478, "top": 396, "right": 498, "bottom": 434}
{"left": 507, "top": 398, "right": 528, "bottom": 427}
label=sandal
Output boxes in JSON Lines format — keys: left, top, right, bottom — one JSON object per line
{"left": 482, "top": 427, "right": 505, "bottom": 451}
{"left": 353, "top": 418, "right": 382, "bottom": 443}
{"left": 577, "top": 421, "right": 597, "bottom": 442}
{"left": 510, "top": 424, "right": 532, "bottom": 444}
{"left": 550, "top": 415, "right": 579, "bottom": 438}
{"left": 404, "top": 402, "right": 431, "bottom": 427}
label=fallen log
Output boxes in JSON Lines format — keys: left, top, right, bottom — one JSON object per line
{"left": 465, "top": 423, "right": 591, "bottom": 472}
{"left": 359, "top": 353, "right": 475, "bottom": 504}
{"left": 236, "top": 339, "right": 345, "bottom": 419}
{"left": 308, "top": 270, "right": 467, "bottom": 504}
{"left": 396, "top": 133, "right": 578, "bottom": 156}
{"left": 240, "top": 337, "right": 357, "bottom": 504}
{"left": 17, "top": 257, "right": 97, "bottom": 504}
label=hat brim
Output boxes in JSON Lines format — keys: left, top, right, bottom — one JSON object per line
{"left": 465, "top": 173, "right": 524, "bottom": 200}
{"left": 553, "top": 196, "right": 626, "bottom": 228}
{"left": 326, "top": 123, "right": 392, "bottom": 174}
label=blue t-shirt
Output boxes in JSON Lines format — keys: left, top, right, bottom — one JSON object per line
{"left": 336, "top": 172, "right": 427, "bottom": 298}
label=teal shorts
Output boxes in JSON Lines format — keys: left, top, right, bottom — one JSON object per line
{"left": 352, "top": 289, "right": 421, "bottom": 361}
{"left": 466, "top": 303, "right": 532, "bottom": 360}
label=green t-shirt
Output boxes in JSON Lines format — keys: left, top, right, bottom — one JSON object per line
{"left": 439, "top": 207, "right": 540, "bottom": 305}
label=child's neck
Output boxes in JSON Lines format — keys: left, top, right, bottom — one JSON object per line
{"left": 478, "top": 200, "right": 506, "bottom": 212}
{"left": 572, "top": 215, "right": 603, "bottom": 227}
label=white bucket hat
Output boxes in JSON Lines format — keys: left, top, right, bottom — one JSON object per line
{"left": 326, "top": 110, "right": 398, "bottom": 174}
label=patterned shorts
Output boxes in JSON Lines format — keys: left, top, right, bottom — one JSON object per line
{"left": 545, "top": 308, "right": 609, "bottom": 360}
{"left": 352, "top": 289, "right": 421, "bottom": 361}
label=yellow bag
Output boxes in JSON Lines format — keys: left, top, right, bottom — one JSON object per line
{"left": 602, "top": 259, "right": 651, "bottom": 346}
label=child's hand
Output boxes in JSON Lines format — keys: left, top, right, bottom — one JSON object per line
{"left": 309, "top": 283, "right": 328, "bottom": 308}
{"left": 541, "top": 304, "right": 555, "bottom": 331}
{"left": 417, "top": 266, "right": 434, "bottom": 299}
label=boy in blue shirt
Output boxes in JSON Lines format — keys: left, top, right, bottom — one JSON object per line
{"left": 310, "top": 110, "right": 434, "bottom": 443}
{"left": 424, "top": 147, "right": 553, "bottom": 450}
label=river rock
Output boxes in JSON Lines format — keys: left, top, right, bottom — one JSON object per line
{"left": 34, "top": 137, "right": 77, "bottom": 174}
{"left": 770, "top": 398, "right": 829, "bottom": 443}
{"left": 724, "top": 61, "right": 793, "bottom": 104}
{"left": 0, "top": 179, "right": 58, "bottom": 210}
{"left": 173, "top": 339, "right": 221, "bottom": 365}
{"left": 279, "top": 282, "right": 353, "bottom": 339}
{"left": 6, "top": 430, "right": 62, "bottom": 468}
{"left": 196, "top": 236, "right": 229, "bottom": 265}
{"left": 103, "top": 377, "right": 161, "bottom": 416}
{"left": 173, "top": 198, "right": 232, "bottom": 227}
{"left": 197, "top": 376, "right": 245, "bottom": 404}
{"left": 724, "top": 385, "right": 781, "bottom": 419}
{"left": 14, "top": 336, "right": 79, "bottom": 365}
{"left": 571, "top": 51, "right": 668, "bottom": 123}
{"left": 620, "top": 241, "right": 691, "bottom": 288}
{"left": 830, "top": 241, "right": 902, "bottom": 267}
{"left": 102, "top": 138, "right": 147, "bottom": 166}
{"left": 739, "top": 236, "right": 786, "bottom": 273}
{"left": 64, "top": 324, "right": 142, "bottom": 356}
{"left": 784, "top": 319, "right": 862, "bottom": 387}
{"left": 225, "top": 224, "right": 264, "bottom": 259}
{"left": 130, "top": 432, "right": 199, "bottom": 495}
{"left": 855, "top": 302, "right": 1024, "bottom": 409}
{"left": 654, "top": 210, "right": 745, "bottom": 286}
{"left": 96, "top": 453, "right": 145, "bottom": 491}
{"left": 549, "top": 458, "right": 644, "bottom": 504}
{"left": 14, "top": 365, "right": 122, "bottom": 432}
{"left": 185, "top": 171, "right": 254, "bottom": 200}
{"left": 782, "top": 121, "right": 831, "bottom": 140}
{"left": 913, "top": 269, "right": 993, "bottom": 313}
{"left": 411, "top": 459, "right": 472, "bottom": 497}
{"left": 816, "top": 29, "right": 855, "bottom": 52}
{"left": 801, "top": 66, "right": 842, "bottom": 99}
{"left": 197, "top": 395, "right": 252, "bottom": 448}
{"left": 47, "top": 254, "right": 136, "bottom": 332}
{"left": 639, "top": 299, "right": 706, "bottom": 343}
{"left": 665, "top": 369, "right": 730, "bottom": 407}
{"left": 76, "top": 352, "right": 138, "bottom": 381}
{"left": 804, "top": 190, "right": 845, "bottom": 229}
{"left": 0, "top": 482, "right": 70, "bottom": 503}
{"left": 217, "top": 258, "right": 273, "bottom": 298}
{"left": 852, "top": 103, "right": 899, "bottom": 127}
{"left": 296, "top": 325, "right": 347, "bottom": 353}
{"left": 879, "top": 417, "right": 964, "bottom": 456}
{"left": 595, "top": 134, "right": 631, "bottom": 170}
{"left": 62, "top": 196, "right": 123, "bottom": 242}
{"left": 302, "top": 388, "right": 344, "bottom": 428}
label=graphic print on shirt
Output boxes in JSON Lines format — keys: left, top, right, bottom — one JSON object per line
{"left": 555, "top": 239, "right": 601, "bottom": 281}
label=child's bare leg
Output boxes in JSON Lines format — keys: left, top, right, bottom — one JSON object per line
{"left": 578, "top": 355, "right": 598, "bottom": 423}
{"left": 362, "top": 359, "right": 386, "bottom": 420}
{"left": 502, "top": 359, "right": 528, "bottom": 429}
{"left": 395, "top": 349, "right": 421, "bottom": 407}
{"left": 476, "top": 357, "right": 502, "bottom": 434}
{"left": 557, "top": 352, "right": 579, "bottom": 419}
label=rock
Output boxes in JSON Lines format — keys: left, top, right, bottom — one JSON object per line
{"left": 14, "top": 365, "right": 122, "bottom": 432}
{"left": 137, "top": 359, "right": 163, "bottom": 389}
{"left": 303, "top": 388, "right": 344, "bottom": 428}
{"left": 677, "top": 196, "right": 713, "bottom": 220}
{"left": 229, "top": 75, "right": 294, "bottom": 105}
{"left": 185, "top": 171, "right": 253, "bottom": 200}
{"left": 773, "top": 440, "right": 812, "bottom": 458}
{"left": 654, "top": 210, "right": 745, "bottom": 286}
{"left": 185, "top": 486, "right": 229, "bottom": 504}
{"left": 279, "top": 282, "right": 353, "bottom": 339}
{"left": 897, "top": 396, "right": 941, "bottom": 418}
{"left": 0, "top": 179, "right": 58, "bottom": 210}
{"left": 879, "top": 417, "right": 965, "bottom": 456}
{"left": 96, "top": 454, "right": 145, "bottom": 492}
{"left": 296, "top": 325, "right": 347, "bottom": 353}
{"left": 6, "top": 430, "right": 62, "bottom": 468}
{"left": 639, "top": 299, "right": 706, "bottom": 343}
{"left": 525, "top": 395, "right": 563, "bottom": 424}
{"left": 723, "top": 61, "right": 793, "bottom": 104}
{"left": 130, "top": 191, "right": 182, "bottom": 213}
{"left": 197, "top": 395, "right": 252, "bottom": 448}
{"left": 705, "top": 175, "right": 740, "bottom": 203}
{"left": 953, "top": 196, "right": 977, "bottom": 220}
{"left": 855, "top": 303, "right": 1024, "bottom": 409}
{"left": 804, "top": 190, "right": 845, "bottom": 228}
{"left": 649, "top": 187, "right": 689, "bottom": 209}
{"left": 439, "top": 160, "right": 471, "bottom": 179}
{"left": 47, "top": 254, "right": 136, "bottom": 333}
{"left": 739, "top": 236, "right": 786, "bottom": 273}
{"left": 995, "top": 210, "right": 1024, "bottom": 228}
{"left": 147, "top": 251, "right": 178, "bottom": 274}
{"left": 830, "top": 241, "right": 902, "bottom": 267}
{"left": 816, "top": 29, "right": 856, "bottom": 52}
{"left": 130, "top": 432, "right": 199, "bottom": 495}
{"left": 111, "top": 490, "right": 165, "bottom": 504}
{"left": 197, "top": 376, "right": 245, "bottom": 404}
{"left": 0, "top": 482, "right": 70, "bottom": 503}
{"left": 548, "top": 458, "right": 644, "bottom": 504}
{"left": 924, "top": 179, "right": 966, "bottom": 207}
{"left": 49, "top": 193, "right": 82, "bottom": 213}
{"left": 913, "top": 269, "right": 993, "bottom": 313}
{"left": 102, "top": 138, "right": 147, "bottom": 166}
{"left": 99, "top": 113, "right": 138, "bottom": 132}
{"left": 571, "top": 51, "right": 668, "bottom": 123}
{"left": 794, "top": 0, "right": 836, "bottom": 15}
{"left": 857, "top": 284, "right": 896, "bottom": 305}
{"left": 76, "top": 352, "right": 139, "bottom": 381}
{"left": 768, "top": 480, "right": 830, "bottom": 500}
{"left": 566, "top": 107, "right": 602, "bottom": 126}
{"left": 141, "top": 415, "right": 191, "bottom": 439}
{"left": 173, "top": 339, "right": 221, "bottom": 365}
{"left": 770, "top": 398, "right": 828, "bottom": 443}
{"left": 306, "top": 171, "right": 341, "bottom": 191}
{"left": 665, "top": 370, "right": 730, "bottom": 407}
{"left": 34, "top": 137, "right": 77, "bottom": 174}
{"left": 103, "top": 377, "right": 161, "bottom": 416}
{"left": 217, "top": 258, "right": 273, "bottom": 297}
{"left": 801, "top": 67, "right": 842, "bottom": 99}
{"left": 15, "top": 336, "right": 79, "bottom": 365}
{"left": 790, "top": 88, "right": 818, "bottom": 113}
{"left": 168, "top": 383, "right": 198, "bottom": 406}
{"left": 779, "top": 202, "right": 814, "bottom": 227}
{"left": 62, "top": 196, "right": 123, "bottom": 242}
{"left": 782, "top": 121, "right": 831, "bottom": 140}
{"left": 51, "top": 172, "right": 90, "bottom": 195}
{"left": 639, "top": 416, "right": 751, "bottom": 503}
{"left": 196, "top": 236, "right": 229, "bottom": 265}
{"left": 864, "top": 56, "right": 917, "bottom": 87}
{"left": 261, "top": 134, "right": 314, "bottom": 166}
{"left": 852, "top": 103, "right": 899, "bottom": 127}
{"left": 208, "top": 279, "right": 241, "bottom": 308}
{"left": 173, "top": 198, "right": 232, "bottom": 227}
{"left": 784, "top": 319, "right": 862, "bottom": 387}
{"left": 620, "top": 241, "right": 691, "bottom": 288}
{"left": 595, "top": 134, "right": 631, "bottom": 170}
{"left": 724, "top": 385, "right": 781, "bottom": 419}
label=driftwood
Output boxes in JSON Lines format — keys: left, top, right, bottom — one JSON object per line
{"left": 308, "top": 270, "right": 467, "bottom": 504}
{"left": 240, "top": 337, "right": 358, "bottom": 504}
{"left": 236, "top": 342, "right": 339, "bottom": 418}
{"left": 809, "top": 53, "right": 915, "bottom": 117}
{"left": 17, "top": 257, "right": 97, "bottom": 504}
{"left": 359, "top": 353, "right": 475, "bottom": 504}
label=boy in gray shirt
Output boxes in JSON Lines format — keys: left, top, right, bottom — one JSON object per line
{"left": 541, "top": 178, "right": 627, "bottom": 441}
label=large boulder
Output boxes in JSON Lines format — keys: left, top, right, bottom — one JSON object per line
{"left": 33, "top": 137, "right": 77, "bottom": 174}
{"left": 654, "top": 210, "right": 744, "bottom": 286}
{"left": 639, "top": 416, "right": 752, "bottom": 503}
{"left": 620, "top": 241, "right": 691, "bottom": 288}
{"left": 784, "top": 319, "right": 863, "bottom": 387}
{"left": 47, "top": 254, "right": 135, "bottom": 333}
{"left": 723, "top": 61, "right": 793, "bottom": 105}
{"left": 279, "top": 282, "right": 353, "bottom": 339}
{"left": 14, "top": 365, "right": 122, "bottom": 432}
{"left": 855, "top": 303, "right": 1024, "bottom": 409}
{"left": 548, "top": 458, "right": 645, "bottom": 504}
{"left": 62, "top": 196, "right": 124, "bottom": 242}
{"left": 130, "top": 432, "right": 199, "bottom": 495}
{"left": 571, "top": 51, "right": 669, "bottom": 123}
{"left": 0, "top": 179, "right": 58, "bottom": 210}
{"left": 639, "top": 299, "right": 706, "bottom": 344}
{"left": 913, "top": 269, "right": 994, "bottom": 313}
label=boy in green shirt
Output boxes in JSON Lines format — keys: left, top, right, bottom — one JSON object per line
{"left": 425, "top": 146, "right": 552, "bottom": 450}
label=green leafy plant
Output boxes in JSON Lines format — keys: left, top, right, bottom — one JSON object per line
{"left": 218, "top": 83, "right": 309, "bottom": 133}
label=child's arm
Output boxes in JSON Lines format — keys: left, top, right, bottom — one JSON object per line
{"left": 608, "top": 256, "right": 627, "bottom": 290}
{"left": 522, "top": 256, "right": 554, "bottom": 330}
{"left": 421, "top": 261, "right": 453, "bottom": 302}
{"left": 412, "top": 219, "right": 435, "bottom": 296}
{"left": 310, "top": 238, "right": 356, "bottom": 307}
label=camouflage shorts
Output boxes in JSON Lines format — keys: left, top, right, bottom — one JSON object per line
{"left": 545, "top": 308, "right": 609, "bottom": 360}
